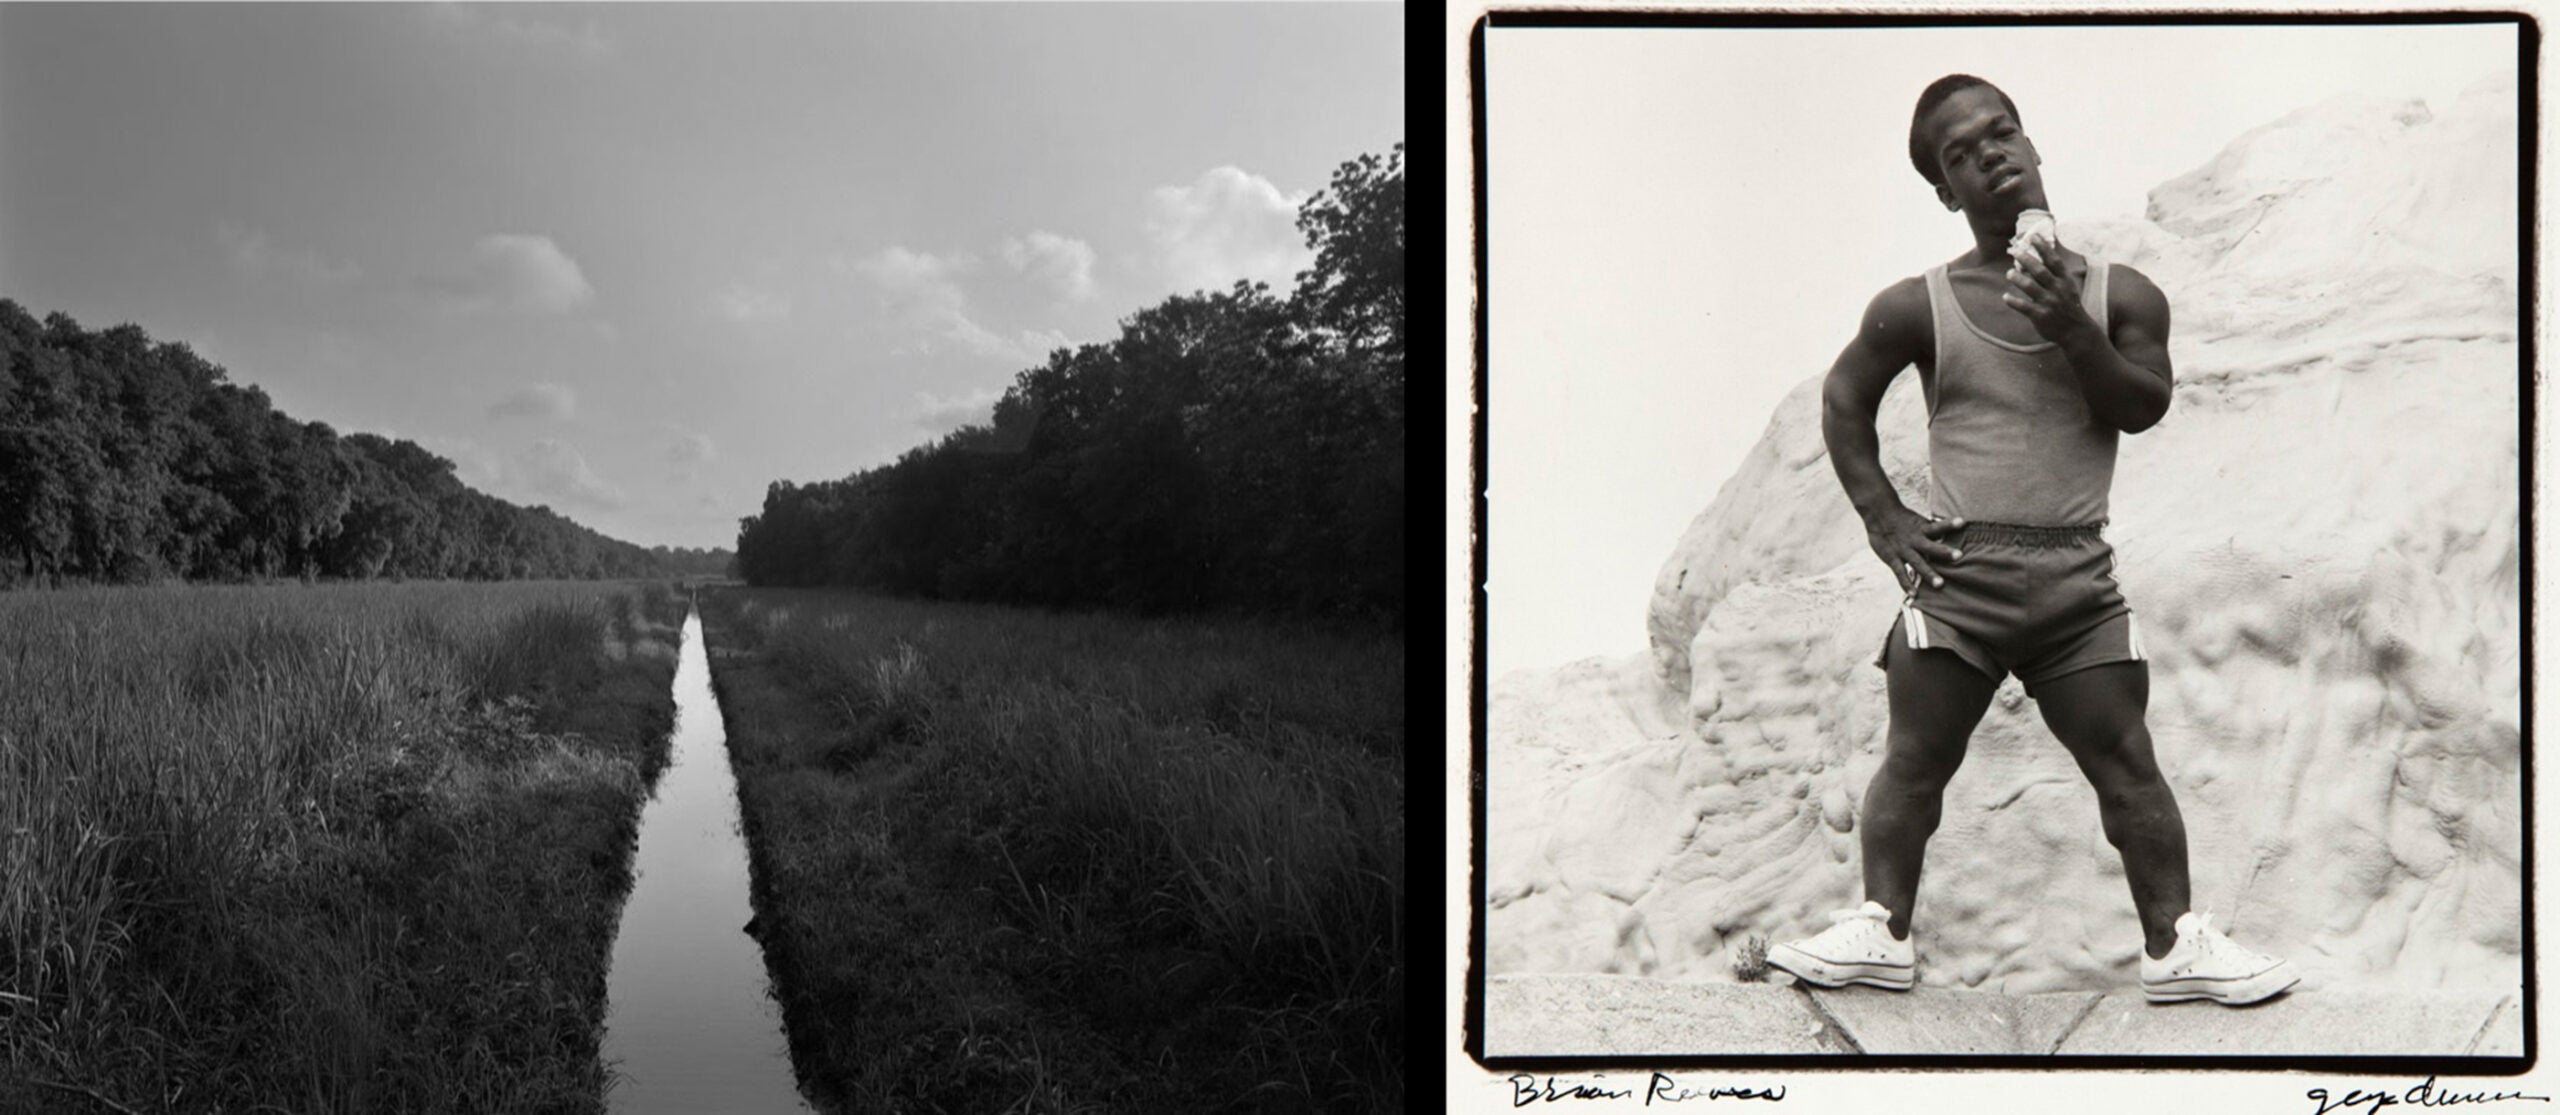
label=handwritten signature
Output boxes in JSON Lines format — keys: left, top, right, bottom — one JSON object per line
{"left": 1506, "top": 1073, "right": 1786, "bottom": 1107}
{"left": 2309, "top": 1076, "right": 2552, "bottom": 1115}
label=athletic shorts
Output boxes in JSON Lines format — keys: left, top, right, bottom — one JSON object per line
{"left": 1872, "top": 520, "right": 2148, "bottom": 695}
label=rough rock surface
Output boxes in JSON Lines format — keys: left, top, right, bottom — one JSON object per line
{"left": 1488, "top": 75, "right": 2520, "bottom": 995}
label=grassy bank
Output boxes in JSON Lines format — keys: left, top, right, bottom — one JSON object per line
{"left": 1, "top": 581, "right": 688, "bottom": 1113}
{"left": 699, "top": 587, "right": 1402, "bottom": 1113}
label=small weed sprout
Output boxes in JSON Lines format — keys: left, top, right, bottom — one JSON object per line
{"left": 1732, "top": 934, "right": 1771, "bottom": 983}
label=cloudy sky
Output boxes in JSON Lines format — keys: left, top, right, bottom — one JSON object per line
{"left": 0, "top": 2, "right": 1402, "bottom": 549}
{"left": 1480, "top": 21, "right": 2516, "bottom": 678}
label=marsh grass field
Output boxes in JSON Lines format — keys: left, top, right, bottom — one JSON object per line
{"left": 1, "top": 581, "right": 688, "bottom": 1113}
{"left": 700, "top": 587, "right": 1403, "bottom": 1113}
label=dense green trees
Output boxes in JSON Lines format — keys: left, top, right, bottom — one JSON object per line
{"left": 736, "top": 144, "right": 1404, "bottom": 622}
{"left": 0, "top": 301, "right": 729, "bottom": 585}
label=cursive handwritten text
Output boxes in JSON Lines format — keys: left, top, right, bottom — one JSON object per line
{"left": 1509, "top": 1075, "right": 1633, "bottom": 1105}
{"left": 2309, "top": 1076, "right": 2552, "bottom": 1115}
{"left": 1505, "top": 1073, "right": 1786, "bottom": 1107}
{"left": 1646, "top": 1073, "right": 1787, "bottom": 1104}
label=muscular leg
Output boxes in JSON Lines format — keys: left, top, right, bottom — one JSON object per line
{"left": 1862, "top": 635, "right": 1999, "bottom": 940}
{"left": 2032, "top": 661, "right": 2192, "bottom": 958}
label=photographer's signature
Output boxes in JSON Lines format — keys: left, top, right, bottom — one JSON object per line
{"left": 2309, "top": 1076, "right": 2551, "bottom": 1115}
{"left": 1506, "top": 1073, "right": 1785, "bottom": 1106}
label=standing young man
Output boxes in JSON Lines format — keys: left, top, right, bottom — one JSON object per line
{"left": 1763, "top": 75, "right": 2297, "bottom": 1005}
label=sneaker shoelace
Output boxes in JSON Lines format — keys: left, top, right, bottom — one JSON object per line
{"left": 2187, "top": 911, "right": 2268, "bottom": 970}
{"left": 1817, "top": 906, "right": 1890, "bottom": 949}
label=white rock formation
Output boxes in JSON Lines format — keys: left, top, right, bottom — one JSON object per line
{"left": 1488, "top": 73, "right": 2521, "bottom": 994}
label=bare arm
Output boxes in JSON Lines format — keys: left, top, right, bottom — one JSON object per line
{"left": 2008, "top": 250, "right": 2175, "bottom": 433}
{"left": 1822, "top": 279, "right": 1965, "bottom": 590}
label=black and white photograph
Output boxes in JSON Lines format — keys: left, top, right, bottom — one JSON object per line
{"left": 1458, "top": 10, "right": 2531, "bottom": 1110}
{"left": 0, "top": 3, "right": 1405, "bottom": 1112}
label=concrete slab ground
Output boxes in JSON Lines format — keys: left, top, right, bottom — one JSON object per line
{"left": 1808, "top": 986, "right": 2102, "bottom": 1054}
{"left": 1483, "top": 976, "right": 2524, "bottom": 1059}
{"left": 1483, "top": 975, "right": 1853, "bottom": 1056}
{"left": 2468, "top": 996, "right": 2525, "bottom": 1056}
{"left": 2054, "top": 990, "right": 2515, "bottom": 1057}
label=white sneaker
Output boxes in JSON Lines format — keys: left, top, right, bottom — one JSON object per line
{"left": 1766, "top": 901, "right": 1916, "bottom": 990}
{"left": 2140, "top": 910, "right": 2299, "bottom": 1005}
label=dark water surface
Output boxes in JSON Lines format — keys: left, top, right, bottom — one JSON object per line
{"left": 602, "top": 611, "right": 808, "bottom": 1114}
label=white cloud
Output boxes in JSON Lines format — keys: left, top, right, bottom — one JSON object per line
{"left": 659, "top": 424, "right": 718, "bottom": 469}
{"left": 1014, "top": 327, "right": 1070, "bottom": 362}
{"left": 840, "top": 246, "right": 1062, "bottom": 366}
{"left": 939, "top": 318, "right": 1068, "bottom": 366}
{"left": 913, "top": 386, "right": 1006, "bottom": 435}
{"left": 1144, "top": 166, "right": 1314, "bottom": 295}
{"left": 844, "top": 245, "right": 969, "bottom": 295}
{"left": 413, "top": 434, "right": 503, "bottom": 490}
{"left": 713, "top": 282, "right": 792, "bottom": 324}
{"left": 409, "top": 432, "right": 622, "bottom": 512}
{"left": 217, "top": 222, "right": 359, "bottom": 287}
{"left": 999, "top": 231, "right": 1098, "bottom": 301}
{"left": 489, "top": 381, "right": 577, "bottom": 422}
{"left": 419, "top": 234, "right": 595, "bottom": 316}
{"left": 424, "top": 3, "right": 614, "bottom": 62}
{"left": 515, "top": 439, "right": 626, "bottom": 511}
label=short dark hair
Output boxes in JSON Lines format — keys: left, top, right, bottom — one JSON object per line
{"left": 1909, "top": 74, "right": 2021, "bottom": 187}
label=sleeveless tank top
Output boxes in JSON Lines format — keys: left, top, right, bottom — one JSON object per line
{"left": 1921, "top": 259, "right": 2115, "bottom": 526}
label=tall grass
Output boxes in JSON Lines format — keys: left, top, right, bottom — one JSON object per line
{"left": 705, "top": 588, "right": 1402, "bottom": 1112}
{"left": 0, "top": 581, "right": 685, "bottom": 1113}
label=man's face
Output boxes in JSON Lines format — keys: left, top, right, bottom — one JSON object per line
{"left": 1924, "top": 86, "right": 2044, "bottom": 217}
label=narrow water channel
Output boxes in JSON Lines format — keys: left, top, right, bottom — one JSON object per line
{"left": 602, "top": 609, "right": 807, "bottom": 1114}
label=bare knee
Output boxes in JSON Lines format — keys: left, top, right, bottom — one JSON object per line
{"left": 2079, "top": 728, "right": 2165, "bottom": 795}
{"left": 2082, "top": 732, "right": 2180, "bottom": 835}
{"left": 1874, "top": 733, "right": 1967, "bottom": 797}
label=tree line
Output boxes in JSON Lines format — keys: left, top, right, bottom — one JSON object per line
{"left": 734, "top": 143, "right": 1403, "bottom": 624}
{"left": 0, "top": 300, "right": 729, "bottom": 585}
